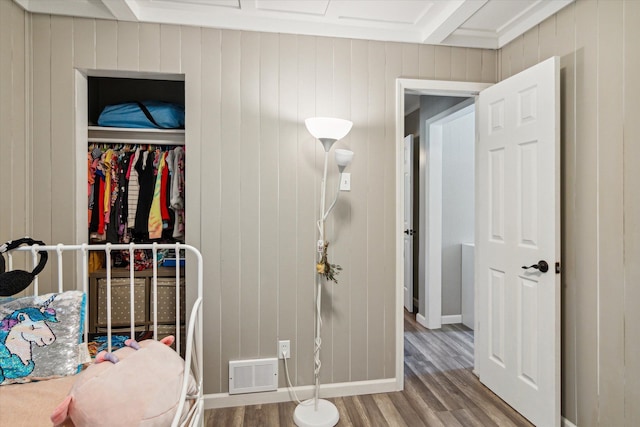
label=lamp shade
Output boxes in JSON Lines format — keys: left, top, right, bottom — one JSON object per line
{"left": 335, "top": 149, "right": 354, "bottom": 168}
{"left": 305, "top": 117, "right": 353, "bottom": 141}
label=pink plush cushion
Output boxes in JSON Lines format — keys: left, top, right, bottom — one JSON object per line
{"left": 52, "top": 338, "right": 196, "bottom": 427}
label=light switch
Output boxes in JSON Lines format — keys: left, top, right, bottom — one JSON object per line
{"left": 340, "top": 173, "right": 351, "bottom": 191}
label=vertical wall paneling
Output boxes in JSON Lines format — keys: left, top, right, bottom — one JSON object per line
{"left": 522, "top": 26, "right": 540, "bottom": 69}
{"left": 0, "top": 0, "right": 28, "bottom": 260}
{"left": 117, "top": 21, "right": 139, "bottom": 71}
{"left": 466, "top": 48, "right": 482, "bottom": 82}
{"left": 180, "top": 25, "right": 203, "bottom": 364}
{"left": 49, "top": 16, "right": 76, "bottom": 291}
{"left": 1, "top": 0, "right": 13, "bottom": 236}
{"left": 295, "top": 34, "right": 317, "bottom": 386}
{"left": 364, "top": 40, "right": 385, "bottom": 380}
{"left": 73, "top": 18, "right": 96, "bottom": 70}
{"left": 434, "top": 46, "right": 451, "bottom": 80}
{"left": 497, "top": 0, "right": 640, "bottom": 424}
{"left": 624, "top": 1, "right": 640, "bottom": 425}
{"left": 10, "top": 2, "right": 27, "bottom": 239}
{"left": 277, "top": 33, "right": 299, "bottom": 387}
{"left": 500, "top": 42, "right": 512, "bottom": 79}
{"left": 384, "top": 42, "right": 402, "bottom": 377}
{"left": 556, "top": 3, "right": 578, "bottom": 422}
{"left": 22, "top": 12, "right": 497, "bottom": 397}
{"left": 573, "top": 1, "right": 599, "bottom": 424}
{"left": 538, "top": 15, "right": 556, "bottom": 62}
{"left": 596, "top": 3, "right": 625, "bottom": 424}
{"left": 508, "top": 36, "right": 525, "bottom": 76}
{"left": 219, "top": 29, "right": 242, "bottom": 389}
{"left": 0, "top": 0, "right": 12, "bottom": 240}
{"left": 315, "top": 36, "right": 334, "bottom": 385}
{"left": 331, "top": 36, "right": 352, "bottom": 384}
{"left": 418, "top": 44, "right": 436, "bottom": 79}
{"left": 481, "top": 50, "right": 497, "bottom": 83}
{"left": 139, "top": 23, "right": 161, "bottom": 72}
{"left": 30, "top": 14, "right": 53, "bottom": 286}
{"left": 50, "top": 16, "right": 74, "bottom": 246}
{"left": 239, "top": 30, "right": 262, "bottom": 359}
{"left": 258, "top": 31, "right": 279, "bottom": 377}
{"left": 450, "top": 47, "right": 467, "bottom": 81}
{"left": 160, "top": 24, "right": 181, "bottom": 73}
{"left": 349, "top": 39, "right": 370, "bottom": 382}
{"left": 402, "top": 43, "right": 419, "bottom": 79}
{"left": 200, "top": 27, "right": 223, "bottom": 393}
{"left": 95, "top": 19, "right": 117, "bottom": 70}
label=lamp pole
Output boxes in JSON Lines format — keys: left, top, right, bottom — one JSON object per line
{"left": 295, "top": 118, "right": 352, "bottom": 427}
{"left": 315, "top": 148, "right": 330, "bottom": 411}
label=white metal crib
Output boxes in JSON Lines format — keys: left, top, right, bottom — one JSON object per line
{"left": 7, "top": 242, "right": 204, "bottom": 427}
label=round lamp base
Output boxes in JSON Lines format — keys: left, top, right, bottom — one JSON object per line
{"left": 293, "top": 398, "right": 339, "bottom": 427}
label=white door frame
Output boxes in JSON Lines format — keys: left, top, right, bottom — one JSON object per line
{"left": 395, "top": 79, "right": 491, "bottom": 390}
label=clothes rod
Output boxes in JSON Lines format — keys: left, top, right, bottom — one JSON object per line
{"left": 88, "top": 138, "right": 185, "bottom": 146}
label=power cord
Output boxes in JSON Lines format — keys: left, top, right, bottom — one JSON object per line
{"left": 282, "top": 350, "right": 312, "bottom": 406}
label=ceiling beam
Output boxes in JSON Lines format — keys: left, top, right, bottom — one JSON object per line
{"left": 100, "top": 0, "right": 139, "bottom": 22}
{"left": 420, "top": 0, "right": 488, "bottom": 45}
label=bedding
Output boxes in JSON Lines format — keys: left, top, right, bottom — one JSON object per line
{"left": 0, "top": 375, "right": 76, "bottom": 426}
{"left": 0, "top": 291, "right": 86, "bottom": 385}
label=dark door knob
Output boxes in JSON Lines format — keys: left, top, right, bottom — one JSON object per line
{"left": 521, "top": 260, "right": 549, "bottom": 273}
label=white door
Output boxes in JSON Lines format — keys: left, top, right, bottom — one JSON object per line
{"left": 476, "top": 56, "right": 560, "bottom": 427}
{"left": 403, "top": 134, "right": 414, "bottom": 312}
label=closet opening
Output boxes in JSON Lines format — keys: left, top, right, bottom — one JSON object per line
{"left": 75, "top": 69, "right": 188, "bottom": 355}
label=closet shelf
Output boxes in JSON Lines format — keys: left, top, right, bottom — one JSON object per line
{"left": 88, "top": 126, "right": 185, "bottom": 145}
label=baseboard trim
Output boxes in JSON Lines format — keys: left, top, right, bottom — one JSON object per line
{"left": 203, "top": 378, "right": 398, "bottom": 409}
{"left": 562, "top": 417, "right": 577, "bottom": 427}
{"left": 441, "top": 314, "right": 462, "bottom": 324}
{"left": 416, "top": 312, "right": 429, "bottom": 328}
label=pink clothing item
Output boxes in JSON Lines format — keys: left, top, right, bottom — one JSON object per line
{"left": 160, "top": 152, "right": 170, "bottom": 223}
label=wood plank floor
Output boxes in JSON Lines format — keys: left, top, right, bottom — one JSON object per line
{"left": 204, "top": 311, "right": 534, "bottom": 426}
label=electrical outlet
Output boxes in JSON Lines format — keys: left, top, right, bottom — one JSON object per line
{"left": 278, "top": 340, "right": 290, "bottom": 359}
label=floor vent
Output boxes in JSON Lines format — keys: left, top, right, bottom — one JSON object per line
{"left": 229, "top": 358, "right": 278, "bottom": 395}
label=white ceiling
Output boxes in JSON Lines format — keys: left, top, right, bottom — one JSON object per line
{"left": 14, "top": 0, "right": 573, "bottom": 49}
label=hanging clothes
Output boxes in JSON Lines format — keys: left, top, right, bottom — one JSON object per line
{"left": 87, "top": 144, "right": 185, "bottom": 244}
{"left": 170, "top": 146, "right": 185, "bottom": 240}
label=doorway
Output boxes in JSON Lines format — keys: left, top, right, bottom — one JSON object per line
{"left": 396, "top": 56, "right": 561, "bottom": 427}
{"left": 424, "top": 99, "right": 475, "bottom": 330}
{"left": 394, "top": 79, "right": 490, "bottom": 392}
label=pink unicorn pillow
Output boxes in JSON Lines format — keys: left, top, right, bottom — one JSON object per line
{"left": 0, "top": 291, "right": 86, "bottom": 385}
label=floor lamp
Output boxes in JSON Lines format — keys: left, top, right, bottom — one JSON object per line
{"left": 294, "top": 117, "right": 354, "bottom": 427}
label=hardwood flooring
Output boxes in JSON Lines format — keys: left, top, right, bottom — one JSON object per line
{"left": 204, "top": 311, "right": 534, "bottom": 426}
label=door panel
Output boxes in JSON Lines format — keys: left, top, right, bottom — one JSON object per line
{"left": 403, "top": 134, "right": 414, "bottom": 312}
{"left": 476, "top": 56, "right": 560, "bottom": 427}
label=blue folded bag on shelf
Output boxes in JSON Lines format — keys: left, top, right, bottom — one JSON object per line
{"left": 97, "top": 101, "right": 185, "bottom": 129}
